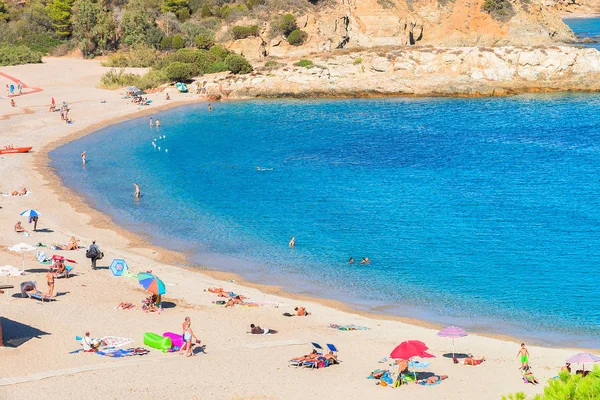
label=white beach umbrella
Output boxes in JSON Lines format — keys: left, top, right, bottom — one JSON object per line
{"left": 0, "top": 265, "right": 22, "bottom": 276}
{"left": 9, "top": 242, "right": 37, "bottom": 273}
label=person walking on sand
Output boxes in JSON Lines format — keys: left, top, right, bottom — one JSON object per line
{"left": 517, "top": 343, "right": 530, "bottom": 370}
{"left": 149, "top": 117, "right": 153, "bottom": 128}
{"left": 81, "top": 151, "right": 86, "bottom": 165}
{"left": 289, "top": 236, "right": 295, "bottom": 248}
{"left": 179, "top": 317, "right": 200, "bottom": 357}
{"left": 17, "top": 82, "right": 22, "bottom": 95}
{"left": 134, "top": 183, "right": 140, "bottom": 199}
{"left": 5, "top": 84, "right": 9, "bottom": 97}
{"left": 87, "top": 240, "right": 101, "bottom": 270}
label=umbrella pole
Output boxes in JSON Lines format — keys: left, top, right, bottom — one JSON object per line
{"left": 452, "top": 338, "right": 455, "bottom": 359}
{"left": 411, "top": 358, "right": 417, "bottom": 380}
{"left": 21, "top": 253, "right": 25, "bottom": 274}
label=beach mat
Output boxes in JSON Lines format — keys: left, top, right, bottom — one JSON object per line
{"left": 245, "top": 340, "right": 305, "bottom": 349}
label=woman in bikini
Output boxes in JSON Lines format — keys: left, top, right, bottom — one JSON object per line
{"left": 46, "top": 269, "right": 55, "bottom": 297}
{"left": 14, "top": 221, "right": 27, "bottom": 233}
{"left": 179, "top": 317, "right": 200, "bottom": 357}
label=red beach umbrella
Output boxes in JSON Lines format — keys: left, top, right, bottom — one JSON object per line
{"left": 51, "top": 254, "right": 78, "bottom": 264}
{"left": 390, "top": 340, "right": 436, "bottom": 380}
{"left": 51, "top": 97, "right": 55, "bottom": 106}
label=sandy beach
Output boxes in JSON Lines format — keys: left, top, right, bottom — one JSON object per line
{"left": 0, "top": 57, "right": 587, "bottom": 400}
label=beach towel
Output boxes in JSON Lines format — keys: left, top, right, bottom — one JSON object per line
{"left": 408, "top": 360, "right": 431, "bottom": 369}
{"left": 329, "top": 324, "right": 370, "bottom": 331}
{"left": 100, "top": 336, "right": 134, "bottom": 348}
{"left": 418, "top": 380, "right": 442, "bottom": 386}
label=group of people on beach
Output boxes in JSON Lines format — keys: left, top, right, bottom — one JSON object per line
{"left": 5, "top": 82, "right": 22, "bottom": 97}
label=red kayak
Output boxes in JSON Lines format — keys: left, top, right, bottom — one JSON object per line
{"left": 0, "top": 147, "right": 32, "bottom": 154}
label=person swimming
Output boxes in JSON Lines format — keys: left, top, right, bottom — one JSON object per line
{"left": 360, "top": 257, "right": 370, "bottom": 264}
{"left": 348, "top": 257, "right": 354, "bottom": 264}
{"left": 289, "top": 236, "right": 295, "bottom": 248}
{"left": 134, "top": 183, "right": 140, "bottom": 199}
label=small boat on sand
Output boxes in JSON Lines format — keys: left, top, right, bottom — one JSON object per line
{"left": 0, "top": 147, "right": 32, "bottom": 154}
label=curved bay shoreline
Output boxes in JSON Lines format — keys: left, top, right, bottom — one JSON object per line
{"left": 0, "top": 56, "right": 597, "bottom": 399}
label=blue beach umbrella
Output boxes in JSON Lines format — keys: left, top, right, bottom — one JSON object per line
{"left": 20, "top": 209, "right": 41, "bottom": 218}
{"left": 137, "top": 272, "right": 166, "bottom": 295}
{"left": 109, "top": 259, "right": 129, "bottom": 277}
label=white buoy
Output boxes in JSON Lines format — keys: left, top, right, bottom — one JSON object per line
{"left": 165, "top": 149, "right": 168, "bottom": 153}
{"left": 158, "top": 147, "right": 161, "bottom": 150}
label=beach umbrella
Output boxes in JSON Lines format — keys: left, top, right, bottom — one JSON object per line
{"left": 566, "top": 352, "right": 600, "bottom": 373}
{"left": 437, "top": 326, "right": 468, "bottom": 359}
{"left": 0, "top": 265, "right": 22, "bottom": 277}
{"left": 133, "top": 90, "right": 146, "bottom": 96}
{"left": 9, "top": 242, "right": 37, "bottom": 273}
{"left": 19, "top": 209, "right": 41, "bottom": 218}
{"left": 51, "top": 255, "right": 77, "bottom": 264}
{"left": 109, "top": 259, "right": 129, "bottom": 277}
{"left": 51, "top": 97, "right": 55, "bottom": 106}
{"left": 137, "top": 272, "right": 166, "bottom": 295}
{"left": 390, "top": 340, "right": 436, "bottom": 380}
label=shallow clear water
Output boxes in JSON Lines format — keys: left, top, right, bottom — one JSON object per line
{"left": 564, "top": 17, "right": 600, "bottom": 50}
{"left": 51, "top": 96, "right": 600, "bottom": 347}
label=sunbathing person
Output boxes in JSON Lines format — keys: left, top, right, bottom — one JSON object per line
{"left": 225, "top": 295, "right": 244, "bottom": 307}
{"left": 422, "top": 375, "right": 448, "bottom": 385}
{"left": 396, "top": 359, "right": 409, "bottom": 374}
{"left": 11, "top": 188, "right": 27, "bottom": 196}
{"left": 295, "top": 306, "right": 311, "bottom": 316}
{"left": 14, "top": 221, "right": 28, "bottom": 233}
{"left": 523, "top": 367, "right": 539, "bottom": 384}
{"left": 322, "top": 351, "right": 338, "bottom": 364}
{"left": 117, "top": 302, "right": 135, "bottom": 309}
{"left": 250, "top": 324, "right": 278, "bottom": 334}
{"left": 55, "top": 236, "right": 80, "bottom": 250}
{"left": 561, "top": 363, "right": 571, "bottom": 373}
{"left": 291, "top": 350, "right": 319, "bottom": 363}
{"left": 464, "top": 355, "right": 486, "bottom": 365}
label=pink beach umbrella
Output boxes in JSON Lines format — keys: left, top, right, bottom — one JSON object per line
{"left": 566, "top": 352, "right": 600, "bottom": 374}
{"left": 437, "top": 326, "right": 468, "bottom": 359}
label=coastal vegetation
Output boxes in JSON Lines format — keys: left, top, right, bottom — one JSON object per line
{"left": 502, "top": 367, "right": 600, "bottom": 400}
{"left": 0, "top": 0, "right": 319, "bottom": 68}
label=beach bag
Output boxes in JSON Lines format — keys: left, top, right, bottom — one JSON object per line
{"left": 86, "top": 248, "right": 97, "bottom": 259}
{"left": 97, "top": 251, "right": 104, "bottom": 260}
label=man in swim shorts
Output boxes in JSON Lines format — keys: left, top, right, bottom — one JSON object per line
{"left": 517, "top": 343, "right": 529, "bottom": 370}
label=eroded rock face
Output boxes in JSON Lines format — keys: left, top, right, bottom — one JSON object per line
{"left": 200, "top": 46, "right": 600, "bottom": 98}
{"left": 226, "top": 0, "right": 576, "bottom": 59}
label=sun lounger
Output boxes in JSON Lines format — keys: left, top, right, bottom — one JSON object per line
{"left": 27, "top": 290, "right": 55, "bottom": 302}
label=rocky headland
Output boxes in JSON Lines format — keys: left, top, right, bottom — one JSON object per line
{"left": 195, "top": 45, "right": 600, "bottom": 98}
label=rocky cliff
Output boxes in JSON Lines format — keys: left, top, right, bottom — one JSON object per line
{"left": 226, "top": 0, "right": 576, "bottom": 61}
{"left": 199, "top": 46, "right": 600, "bottom": 97}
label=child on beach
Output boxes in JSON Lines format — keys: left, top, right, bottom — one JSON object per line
{"left": 517, "top": 343, "right": 529, "bottom": 370}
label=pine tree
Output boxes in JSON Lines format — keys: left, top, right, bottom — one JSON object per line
{"left": 161, "top": 0, "right": 189, "bottom": 15}
{"left": 50, "top": 0, "right": 75, "bottom": 38}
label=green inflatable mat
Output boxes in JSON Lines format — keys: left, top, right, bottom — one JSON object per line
{"left": 143, "top": 332, "right": 172, "bottom": 351}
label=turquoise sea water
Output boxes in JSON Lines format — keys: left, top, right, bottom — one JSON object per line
{"left": 51, "top": 96, "right": 600, "bottom": 347}
{"left": 564, "top": 18, "right": 600, "bottom": 50}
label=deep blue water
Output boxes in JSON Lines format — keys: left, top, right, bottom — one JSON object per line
{"left": 564, "top": 18, "right": 600, "bottom": 50}
{"left": 51, "top": 96, "right": 600, "bottom": 347}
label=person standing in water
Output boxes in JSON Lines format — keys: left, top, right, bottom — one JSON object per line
{"left": 289, "top": 236, "right": 295, "bottom": 248}
{"left": 134, "top": 183, "right": 141, "bottom": 199}
{"left": 207, "top": 104, "right": 213, "bottom": 112}
{"left": 348, "top": 257, "right": 354, "bottom": 264}
{"left": 149, "top": 117, "right": 153, "bottom": 128}
{"left": 81, "top": 151, "right": 86, "bottom": 165}
{"left": 155, "top": 119, "right": 161, "bottom": 127}
{"left": 517, "top": 343, "right": 530, "bottom": 370}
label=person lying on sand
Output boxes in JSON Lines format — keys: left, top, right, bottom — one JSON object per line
{"left": 295, "top": 306, "right": 311, "bottom": 316}
{"left": 523, "top": 367, "right": 539, "bottom": 384}
{"left": 250, "top": 324, "right": 278, "bottom": 334}
{"left": 11, "top": 188, "right": 27, "bottom": 196}
{"left": 421, "top": 375, "right": 448, "bottom": 385}
{"left": 225, "top": 295, "right": 244, "bottom": 307}
{"left": 14, "top": 221, "right": 28, "bottom": 233}
{"left": 116, "top": 302, "right": 135, "bottom": 310}
{"left": 464, "top": 355, "right": 486, "bottom": 365}
{"left": 65, "top": 236, "right": 79, "bottom": 250}
{"left": 291, "top": 350, "right": 319, "bottom": 363}
{"left": 561, "top": 363, "right": 571, "bottom": 373}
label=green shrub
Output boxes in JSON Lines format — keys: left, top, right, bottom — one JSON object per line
{"left": 246, "top": 0, "right": 265, "bottom": 9}
{"left": 232, "top": 25, "right": 259, "bottom": 40}
{"left": 128, "top": 45, "right": 159, "bottom": 67}
{"left": 502, "top": 367, "right": 600, "bottom": 400}
{"left": 194, "top": 49, "right": 217, "bottom": 73}
{"left": 294, "top": 59, "right": 313, "bottom": 68}
{"left": 482, "top": 0, "right": 515, "bottom": 21}
{"left": 263, "top": 60, "right": 282, "bottom": 70}
{"left": 200, "top": 3, "right": 211, "bottom": 17}
{"left": 224, "top": 53, "right": 252, "bottom": 74}
{"left": 194, "top": 33, "right": 214, "bottom": 49}
{"left": 172, "top": 34, "right": 185, "bottom": 49}
{"left": 209, "top": 44, "right": 229, "bottom": 61}
{"left": 102, "top": 52, "right": 130, "bottom": 67}
{"left": 18, "top": 33, "right": 62, "bottom": 54}
{"left": 206, "top": 61, "right": 228, "bottom": 73}
{"left": 160, "top": 36, "right": 172, "bottom": 50}
{"left": 99, "top": 68, "right": 140, "bottom": 89}
{"left": 176, "top": 8, "right": 190, "bottom": 21}
{"left": 353, "top": 57, "right": 363, "bottom": 64}
{"left": 162, "top": 61, "right": 196, "bottom": 81}
{"left": 136, "top": 69, "right": 169, "bottom": 89}
{"left": 0, "top": 45, "right": 42, "bottom": 66}
{"left": 287, "top": 29, "right": 306, "bottom": 46}
{"left": 281, "top": 13, "right": 297, "bottom": 37}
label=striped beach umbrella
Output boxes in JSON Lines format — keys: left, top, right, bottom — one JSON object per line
{"left": 437, "top": 326, "right": 468, "bottom": 359}
{"left": 137, "top": 272, "right": 166, "bottom": 295}
{"left": 20, "top": 209, "right": 41, "bottom": 218}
